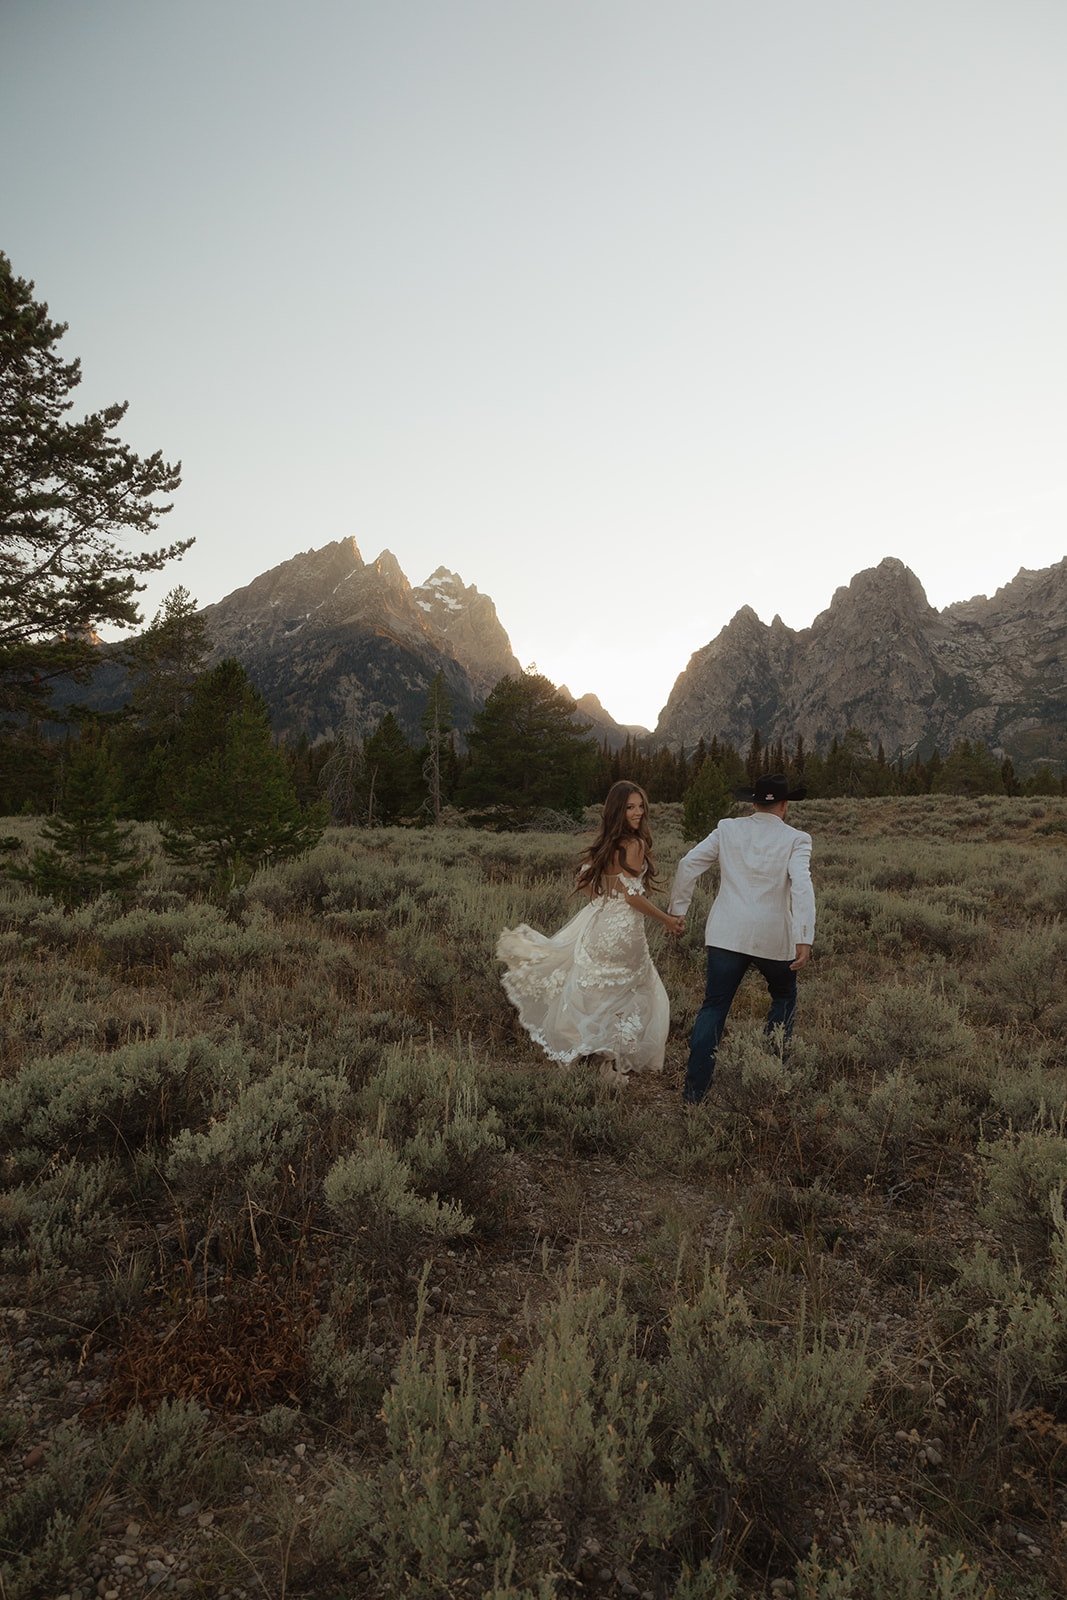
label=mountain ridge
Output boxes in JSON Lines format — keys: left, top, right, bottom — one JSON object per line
{"left": 655, "top": 554, "right": 1067, "bottom": 769}
{"left": 62, "top": 543, "right": 1067, "bottom": 770}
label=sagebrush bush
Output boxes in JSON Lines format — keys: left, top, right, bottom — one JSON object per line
{"left": 850, "top": 984, "right": 976, "bottom": 1074}
{"left": 0, "top": 1418, "right": 96, "bottom": 1600}
{"left": 794, "top": 1519, "right": 993, "bottom": 1598}
{"left": 5, "top": 803, "right": 1067, "bottom": 1597}
{"left": 948, "top": 1192, "right": 1067, "bottom": 1433}
{"left": 0, "top": 1157, "right": 118, "bottom": 1269}
{"left": 976, "top": 1120, "right": 1067, "bottom": 1263}
{"left": 0, "top": 1032, "right": 243, "bottom": 1174}
{"left": 166, "top": 1052, "right": 353, "bottom": 1210}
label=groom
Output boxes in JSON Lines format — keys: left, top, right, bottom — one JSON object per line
{"left": 668, "top": 773, "right": 815, "bottom": 1105}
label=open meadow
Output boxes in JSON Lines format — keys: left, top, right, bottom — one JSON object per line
{"left": 1, "top": 795, "right": 1066, "bottom": 1600}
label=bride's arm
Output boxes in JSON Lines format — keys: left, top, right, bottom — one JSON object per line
{"left": 619, "top": 842, "right": 685, "bottom": 932}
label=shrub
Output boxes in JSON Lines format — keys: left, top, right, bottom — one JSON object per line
{"left": 948, "top": 1192, "right": 1067, "bottom": 1433}
{"left": 0, "top": 1033, "right": 237, "bottom": 1174}
{"left": 976, "top": 1122, "right": 1067, "bottom": 1264}
{"left": 166, "top": 1054, "right": 352, "bottom": 1209}
{"left": 850, "top": 985, "right": 976, "bottom": 1075}
{"left": 661, "top": 1267, "right": 871, "bottom": 1565}
{"left": 314, "top": 1276, "right": 676, "bottom": 1596}
{"left": 0, "top": 1158, "right": 117, "bottom": 1269}
{"left": 795, "top": 1518, "right": 992, "bottom": 1597}
{"left": 0, "top": 1418, "right": 96, "bottom": 1600}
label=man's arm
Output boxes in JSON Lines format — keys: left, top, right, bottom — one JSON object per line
{"left": 668, "top": 829, "right": 721, "bottom": 917}
{"left": 787, "top": 832, "right": 816, "bottom": 950}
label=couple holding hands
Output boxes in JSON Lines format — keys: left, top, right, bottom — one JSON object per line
{"left": 497, "top": 776, "right": 815, "bottom": 1105}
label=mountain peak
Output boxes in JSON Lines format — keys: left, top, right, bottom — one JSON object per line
{"left": 655, "top": 552, "right": 1067, "bottom": 770}
{"left": 372, "top": 549, "right": 410, "bottom": 592}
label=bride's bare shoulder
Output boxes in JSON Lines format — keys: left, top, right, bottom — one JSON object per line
{"left": 621, "top": 838, "right": 646, "bottom": 874}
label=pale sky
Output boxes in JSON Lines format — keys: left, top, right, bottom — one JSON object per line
{"left": 3, "top": 1, "right": 1065, "bottom": 730}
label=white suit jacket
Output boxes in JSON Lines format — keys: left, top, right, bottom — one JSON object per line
{"left": 668, "top": 813, "right": 816, "bottom": 961}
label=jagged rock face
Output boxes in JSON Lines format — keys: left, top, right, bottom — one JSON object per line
{"left": 196, "top": 539, "right": 523, "bottom": 745}
{"left": 656, "top": 556, "right": 1067, "bottom": 768}
{"left": 411, "top": 568, "right": 521, "bottom": 699}
{"left": 557, "top": 688, "right": 652, "bottom": 751}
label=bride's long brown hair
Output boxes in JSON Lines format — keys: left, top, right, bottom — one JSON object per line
{"left": 577, "top": 780, "right": 658, "bottom": 897}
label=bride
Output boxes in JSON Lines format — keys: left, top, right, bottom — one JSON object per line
{"left": 496, "top": 781, "right": 683, "bottom": 1083}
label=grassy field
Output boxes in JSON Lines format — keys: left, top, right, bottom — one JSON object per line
{"left": 1, "top": 795, "right": 1066, "bottom": 1599}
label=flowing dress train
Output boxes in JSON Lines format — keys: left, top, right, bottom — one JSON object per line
{"left": 496, "top": 869, "right": 669, "bottom": 1082}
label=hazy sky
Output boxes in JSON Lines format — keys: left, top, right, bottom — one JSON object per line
{"left": 4, "top": 1, "right": 1066, "bottom": 729}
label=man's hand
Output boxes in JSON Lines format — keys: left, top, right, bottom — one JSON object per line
{"left": 665, "top": 914, "right": 685, "bottom": 937}
{"left": 790, "top": 943, "right": 812, "bottom": 971}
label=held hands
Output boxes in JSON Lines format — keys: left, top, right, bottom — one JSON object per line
{"left": 664, "top": 913, "right": 686, "bottom": 938}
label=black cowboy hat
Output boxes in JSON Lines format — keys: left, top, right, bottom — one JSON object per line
{"left": 733, "top": 772, "right": 807, "bottom": 804}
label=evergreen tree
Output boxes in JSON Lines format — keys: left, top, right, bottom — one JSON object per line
{"left": 456, "top": 673, "right": 596, "bottom": 824}
{"left": 1022, "top": 763, "right": 1060, "bottom": 796}
{"left": 419, "top": 670, "right": 453, "bottom": 823}
{"left": 682, "top": 755, "right": 736, "bottom": 842}
{"left": 127, "top": 586, "right": 210, "bottom": 737}
{"left": 0, "top": 724, "right": 61, "bottom": 814}
{"left": 161, "top": 659, "right": 325, "bottom": 882}
{"left": 364, "top": 711, "right": 421, "bottom": 825}
{"left": 823, "top": 727, "right": 876, "bottom": 796}
{"left": 14, "top": 728, "right": 146, "bottom": 906}
{"left": 802, "top": 749, "right": 826, "bottom": 796}
{"left": 647, "top": 743, "right": 680, "bottom": 801}
{"left": 1000, "top": 757, "right": 1019, "bottom": 796}
{"left": 119, "top": 585, "right": 212, "bottom": 816}
{"left": 0, "top": 253, "right": 188, "bottom": 724}
{"left": 932, "top": 739, "right": 1004, "bottom": 796}
{"left": 745, "top": 728, "right": 763, "bottom": 785}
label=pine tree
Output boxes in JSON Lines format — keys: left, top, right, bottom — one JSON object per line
{"left": 127, "top": 587, "right": 210, "bottom": 737}
{"left": 161, "top": 659, "right": 325, "bottom": 882}
{"left": 682, "top": 755, "right": 735, "bottom": 842}
{"left": 1022, "top": 763, "right": 1060, "bottom": 796}
{"left": 119, "top": 586, "right": 212, "bottom": 817}
{"left": 745, "top": 728, "right": 763, "bottom": 785}
{"left": 419, "top": 670, "right": 453, "bottom": 824}
{"left": 364, "top": 712, "right": 420, "bottom": 825}
{"left": 456, "top": 673, "right": 596, "bottom": 824}
{"left": 0, "top": 253, "right": 188, "bottom": 723}
{"left": 15, "top": 729, "right": 146, "bottom": 905}
{"left": 932, "top": 739, "right": 1004, "bottom": 796}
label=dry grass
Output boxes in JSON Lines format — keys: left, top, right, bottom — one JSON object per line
{"left": 1, "top": 796, "right": 1066, "bottom": 1598}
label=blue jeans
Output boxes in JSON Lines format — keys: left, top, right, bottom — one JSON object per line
{"left": 683, "top": 945, "right": 798, "bottom": 1104}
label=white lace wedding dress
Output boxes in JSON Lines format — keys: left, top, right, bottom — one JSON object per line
{"left": 496, "top": 869, "right": 669, "bottom": 1082}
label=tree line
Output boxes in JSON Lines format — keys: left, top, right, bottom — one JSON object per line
{"left": 2, "top": 246, "right": 1063, "bottom": 907}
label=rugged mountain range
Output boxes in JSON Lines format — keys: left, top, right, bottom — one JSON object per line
{"left": 66, "top": 542, "right": 1066, "bottom": 769}
{"left": 193, "top": 538, "right": 521, "bottom": 744}
{"left": 656, "top": 556, "right": 1067, "bottom": 769}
